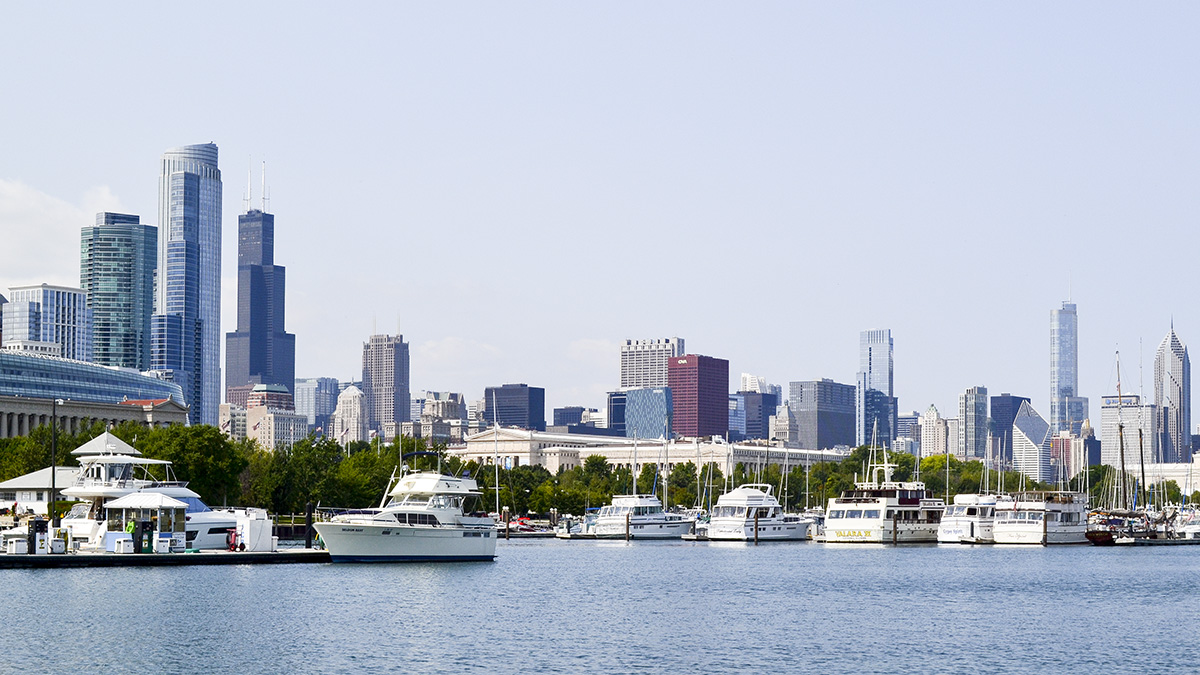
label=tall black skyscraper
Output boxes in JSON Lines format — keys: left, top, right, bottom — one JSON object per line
{"left": 990, "top": 393, "right": 1031, "bottom": 462}
{"left": 225, "top": 206, "right": 295, "bottom": 404}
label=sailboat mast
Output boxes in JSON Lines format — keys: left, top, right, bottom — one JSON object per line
{"left": 1116, "top": 351, "right": 1129, "bottom": 511}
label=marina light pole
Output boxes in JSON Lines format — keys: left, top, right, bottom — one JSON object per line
{"left": 50, "top": 397, "right": 64, "bottom": 528}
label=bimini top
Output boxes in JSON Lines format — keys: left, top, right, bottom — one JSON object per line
{"left": 104, "top": 492, "right": 188, "bottom": 510}
{"left": 388, "top": 471, "right": 481, "bottom": 498}
{"left": 715, "top": 484, "right": 782, "bottom": 508}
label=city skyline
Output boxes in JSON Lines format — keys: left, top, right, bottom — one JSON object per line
{"left": 4, "top": 6, "right": 1200, "bottom": 425}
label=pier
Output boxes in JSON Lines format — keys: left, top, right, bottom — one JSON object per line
{"left": 0, "top": 549, "right": 330, "bottom": 569}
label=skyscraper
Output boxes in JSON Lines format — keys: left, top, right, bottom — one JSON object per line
{"left": 919, "top": 405, "right": 948, "bottom": 458}
{"left": 1012, "top": 401, "right": 1052, "bottom": 482}
{"left": 619, "top": 337, "right": 684, "bottom": 390}
{"left": 484, "top": 383, "right": 545, "bottom": 431}
{"left": 361, "top": 334, "right": 411, "bottom": 436}
{"left": 627, "top": 387, "right": 672, "bottom": 439}
{"left": 151, "top": 143, "right": 222, "bottom": 425}
{"left": 1050, "top": 301, "right": 1088, "bottom": 435}
{"left": 1154, "top": 325, "right": 1190, "bottom": 463}
{"left": 738, "top": 390, "right": 778, "bottom": 441}
{"left": 1099, "top": 394, "right": 1158, "bottom": 469}
{"left": 2, "top": 284, "right": 92, "bottom": 360}
{"left": 225, "top": 200, "right": 296, "bottom": 404}
{"left": 856, "top": 329, "right": 896, "bottom": 445}
{"left": 790, "top": 379, "right": 856, "bottom": 450}
{"left": 294, "top": 377, "right": 340, "bottom": 432}
{"left": 958, "top": 386, "right": 989, "bottom": 459}
{"left": 990, "top": 393, "right": 1031, "bottom": 462}
{"left": 668, "top": 354, "right": 729, "bottom": 438}
{"left": 81, "top": 213, "right": 156, "bottom": 370}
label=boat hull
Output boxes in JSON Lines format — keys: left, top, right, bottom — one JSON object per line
{"left": 706, "top": 518, "right": 809, "bottom": 541}
{"left": 937, "top": 519, "right": 994, "bottom": 544}
{"left": 993, "top": 524, "right": 1087, "bottom": 545}
{"left": 823, "top": 522, "right": 939, "bottom": 543}
{"left": 592, "top": 518, "right": 691, "bottom": 539}
{"left": 314, "top": 521, "right": 496, "bottom": 562}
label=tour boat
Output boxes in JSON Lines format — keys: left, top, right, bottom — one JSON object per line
{"left": 592, "top": 494, "right": 691, "bottom": 539}
{"left": 313, "top": 470, "right": 496, "bottom": 562}
{"left": 706, "top": 484, "right": 809, "bottom": 541}
{"left": 937, "top": 494, "right": 998, "bottom": 544}
{"left": 823, "top": 449, "right": 944, "bottom": 544}
{"left": 992, "top": 491, "right": 1088, "bottom": 545}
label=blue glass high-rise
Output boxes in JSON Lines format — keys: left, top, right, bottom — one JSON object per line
{"left": 151, "top": 143, "right": 222, "bottom": 425}
{"left": 856, "top": 329, "right": 896, "bottom": 445}
{"left": 81, "top": 213, "right": 156, "bottom": 370}
{"left": 1050, "top": 301, "right": 1087, "bottom": 435}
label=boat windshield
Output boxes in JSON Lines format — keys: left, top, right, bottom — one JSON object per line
{"left": 63, "top": 503, "right": 91, "bottom": 520}
{"left": 177, "top": 497, "right": 211, "bottom": 513}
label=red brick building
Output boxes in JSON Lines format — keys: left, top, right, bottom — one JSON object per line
{"left": 668, "top": 354, "right": 729, "bottom": 438}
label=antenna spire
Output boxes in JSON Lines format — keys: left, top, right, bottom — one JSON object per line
{"left": 261, "top": 160, "right": 269, "bottom": 213}
{"left": 244, "top": 156, "right": 252, "bottom": 213}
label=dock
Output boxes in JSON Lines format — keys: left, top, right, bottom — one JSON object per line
{"left": 0, "top": 549, "right": 330, "bottom": 569}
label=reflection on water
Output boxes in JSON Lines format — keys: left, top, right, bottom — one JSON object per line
{"left": 3, "top": 540, "right": 1198, "bottom": 673}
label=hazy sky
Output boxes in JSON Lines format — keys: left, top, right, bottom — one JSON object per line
{"left": 2, "top": 4, "right": 1199, "bottom": 423}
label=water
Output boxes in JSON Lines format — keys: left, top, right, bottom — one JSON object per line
{"left": 4, "top": 540, "right": 1199, "bottom": 674}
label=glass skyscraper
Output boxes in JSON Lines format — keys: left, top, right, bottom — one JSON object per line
{"left": 1050, "top": 301, "right": 1087, "bottom": 435}
{"left": 225, "top": 207, "right": 296, "bottom": 403}
{"left": 856, "top": 329, "right": 896, "bottom": 445}
{"left": 2, "top": 284, "right": 92, "bottom": 361}
{"left": 626, "top": 387, "right": 672, "bottom": 439}
{"left": 1154, "top": 325, "right": 1190, "bottom": 463}
{"left": 81, "top": 213, "right": 156, "bottom": 370}
{"left": 152, "top": 143, "right": 222, "bottom": 426}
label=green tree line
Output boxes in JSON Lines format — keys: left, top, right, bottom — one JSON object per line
{"left": 4, "top": 426, "right": 1197, "bottom": 516}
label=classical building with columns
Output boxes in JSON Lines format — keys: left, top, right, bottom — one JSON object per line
{"left": 449, "top": 428, "right": 849, "bottom": 476}
{"left": 0, "top": 350, "right": 186, "bottom": 438}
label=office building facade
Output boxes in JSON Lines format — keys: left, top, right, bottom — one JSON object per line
{"left": 1100, "top": 394, "right": 1158, "bottom": 469}
{"left": 80, "top": 213, "right": 156, "bottom": 370}
{"left": 737, "top": 390, "right": 778, "bottom": 442}
{"left": 919, "top": 405, "right": 948, "bottom": 458}
{"left": 791, "top": 379, "right": 855, "bottom": 450}
{"left": 856, "top": 329, "right": 896, "bottom": 445}
{"left": 1012, "top": 401, "right": 1052, "bottom": 483}
{"left": 1154, "top": 326, "right": 1190, "bottom": 463}
{"left": 225, "top": 206, "right": 296, "bottom": 403}
{"left": 626, "top": 387, "right": 672, "bottom": 439}
{"left": 553, "top": 406, "right": 588, "bottom": 427}
{"left": 2, "top": 284, "right": 92, "bottom": 361}
{"left": 958, "top": 386, "right": 989, "bottom": 459}
{"left": 668, "top": 354, "right": 728, "bottom": 438}
{"left": 362, "top": 334, "right": 410, "bottom": 435}
{"left": 484, "top": 383, "right": 546, "bottom": 431}
{"left": 151, "top": 143, "right": 222, "bottom": 425}
{"left": 606, "top": 391, "right": 627, "bottom": 436}
{"left": 990, "top": 393, "right": 1031, "bottom": 462}
{"left": 1050, "top": 301, "right": 1088, "bottom": 435}
{"left": 620, "top": 337, "right": 684, "bottom": 390}
{"left": 294, "top": 377, "right": 340, "bottom": 432}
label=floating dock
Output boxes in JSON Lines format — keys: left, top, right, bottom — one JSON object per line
{"left": 0, "top": 549, "right": 330, "bottom": 569}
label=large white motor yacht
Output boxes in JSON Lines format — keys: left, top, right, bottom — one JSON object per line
{"left": 592, "top": 494, "right": 691, "bottom": 539}
{"left": 313, "top": 470, "right": 496, "bottom": 562}
{"left": 992, "top": 491, "right": 1088, "bottom": 545}
{"left": 706, "top": 484, "right": 809, "bottom": 541}
{"left": 59, "top": 432, "right": 239, "bottom": 549}
{"left": 937, "top": 494, "right": 998, "bottom": 544}
{"left": 824, "top": 451, "right": 945, "bottom": 544}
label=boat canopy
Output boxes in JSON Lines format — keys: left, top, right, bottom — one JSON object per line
{"left": 389, "top": 471, "right": 481, "bottom": 498}
{"left": 77, "top": 454, "right": 173, "bottom": 465}
{"left": 104, "top": 492, "right": 189, "bottom": 510}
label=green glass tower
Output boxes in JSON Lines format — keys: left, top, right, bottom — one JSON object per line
{"left": 81, "top": 213, "right": 157, "bottom": 370}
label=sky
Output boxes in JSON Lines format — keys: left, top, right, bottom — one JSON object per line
{"left": 2, "top": 4, "right": 1199, "bottom": 424}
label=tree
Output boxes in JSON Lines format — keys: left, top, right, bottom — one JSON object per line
{"left": 127, "top": 425, "right": 248, "bottom": 507}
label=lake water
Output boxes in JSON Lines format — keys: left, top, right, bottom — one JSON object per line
{"left": 4, "top": 539, "right": 1199, "bottom": 674}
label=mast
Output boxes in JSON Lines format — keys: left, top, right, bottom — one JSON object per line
{"left": 1116, "top": 351, "right": 1129, "bottom": 511}
{"left": 492, "top": 390, "right": 500, "bottom": 516}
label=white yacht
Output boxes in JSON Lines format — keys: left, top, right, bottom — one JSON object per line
{"left": 59, "top": 432, "right": 239, "bottom": 550}
{"left": 313, "top": 470, "right": 496, "bottom": 562}
{"left": 592, "top": 494, "right": 691, "bottom": 539}
{"left": 706, "top": 484, "right": 809, "bottom": 541}
{"left": 937, "top": 494, "right": 998, "bottom": 544}
{"left": 824, "top": 451, "right": 945, "bottom": 544}
{"left": 993, "top": 491, "right": 1088, "bottom": 545}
